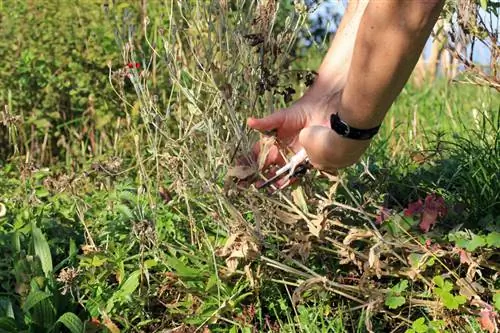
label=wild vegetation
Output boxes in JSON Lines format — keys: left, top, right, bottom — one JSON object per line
{"left": 0, "top": 1, "right": 498, "bottom": 332}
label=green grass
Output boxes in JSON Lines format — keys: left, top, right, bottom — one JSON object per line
{"left": 0, "top": 1, "right": 499, "bottom": 332}
{"left": 1, "top": 82, "right": 498, "bottom": 332}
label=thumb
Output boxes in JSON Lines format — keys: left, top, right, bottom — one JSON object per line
{"left": 247, "top": 109, "right": 286, "bottom": 132}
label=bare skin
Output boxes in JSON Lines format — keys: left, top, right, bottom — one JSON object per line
{"left": 247, "top": 0, "right": 445, "bottom": 173}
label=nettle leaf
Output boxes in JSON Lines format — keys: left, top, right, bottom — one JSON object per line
{"left": 385, "top": 295, "right": 406, "bottom": 309}
{"left": 466, "top": 234, "right": 486, "bottom": 251}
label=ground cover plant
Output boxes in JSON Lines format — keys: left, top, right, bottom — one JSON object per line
{"left": 0, "top": 0, "right": 499, "bottom": 332}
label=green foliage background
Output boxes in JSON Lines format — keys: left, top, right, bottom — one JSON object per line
{"left": 0, "top": 1, "right": 498, "bottom": 332}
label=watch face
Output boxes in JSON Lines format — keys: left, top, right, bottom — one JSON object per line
{"left": 338, "top": 119, "right": 350, "bottom": 136}
{"left": 331, "top": 113, "right": 350, "bottom": 136}
{"left": 330, "top": 112, "right": 380, "bottom": 140}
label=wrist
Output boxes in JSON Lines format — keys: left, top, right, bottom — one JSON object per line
{"left": 330, "top": 112, "right": 381, "bottom": 141}
{"left": 338, "top": 90, "right": 386, "bottom": 130}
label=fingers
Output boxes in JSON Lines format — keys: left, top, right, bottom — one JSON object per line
{"left": 247, "top": 110, "right": 287, "bottom": 132}
{"left": 299, "top": 126, "right": 370, "bottom": 171}
{"left": 251, "top": 142, "right": 286, "bottom": 170}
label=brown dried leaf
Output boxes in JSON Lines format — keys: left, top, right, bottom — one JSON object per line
{"left": 339, "top": 247, "right": 363, "bottom": 271}
{"left": 284, "top": 234, "right": 312, "bottom": 262}
{"left": 216, "top": 232, "right": 260, "bottom": 273}
{"left": 226, "top": 165, "right": 256, "bottom": 180}
{"left": 457, "top": 278, "right": 484, "bottom": 300}
{"left": 291, "top": 186, "right": 309, "bottom": 213}
{"left": 225, "top": 257, "right": 239, "bottom": 273}
{"left": 307, "top": 214, "right": 327, "bottom": 238}
{"left": 478, "top": 308, "right": 497, "bottom": 333}
{"left": 244, "top": 264, "right": 255, "bottom": 289}
{"left": 216, "top": 233, "right": 240, "bottom": 257}
{"left": 343, "top": 228, "right": 374, "bottom": 245}
{"left": 102, "top": 313, "right": 120, "bottom": 333}
{"left": 368, "top": 243, "right": 383, "bottom": 279}
{"left": 275, "top": 209, "right": 302, "bottom": 224}
{"left": 258, "top": 135, "right": 276, "bottom": 171}
{"left": 292, "top": 277, "right": 327, "bottom": 305}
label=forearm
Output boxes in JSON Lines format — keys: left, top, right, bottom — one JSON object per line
{"left": 339, "top": 0, "right": 445, "bottom": 128}
{"left": 307, "top": 1, "right": 369, "bottom": 96}
{"left": 315, "top": 0, "right": 369, "bottom": 90}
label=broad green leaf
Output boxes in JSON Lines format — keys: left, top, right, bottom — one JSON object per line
{"left": 11, "top": 232, "right": 20, "bottom": 254}
{"left": 0, "top": 317, "right": 17, "bottom": 332}
{"left": 165, "top": 255, "right": 200, "bottom": 278}
{"left": 441, "top": 281, "right": 454, "bottom": 293}
{"left": 144, "top": 259, "right": 157, "bottom": 269}
{"left": 392, "top": 280, "right": 409, "bottom": 293}
{"left": 412, "top": 317, "right": 428, "bottom": 333}
{"left": 440, "top": 292, "right": 464, "bottom": 310}
{"left": 454, "top": 295, "right": 467, "bottom": 306}
{"left": 385, "top": 295, "right": 405, "bottom": 309}
{"left": 493, "top": 292, "right": 500, "bottom": 310}
{"left": 480, "top": 0, "right": 488, "bottom": 9}
{"left": 90, "top": 255, "right": 107, "bottom": 267}
{"left": 486, "top": 232, "right": 500, "bottom": 248}
{"left": 32, "top": 223, "right": 53, "bottom": 277}
{"left": 466, "top": 234, "right": 486, "bottom": 251}
{"left": 31, "top": 298, "right": 56, "bottom": 328}
{"left": 433, "top": 276, "right": 444, "bottom": 288}
{"left": 118, "top": 270, "right": 141, "bottom": 297}
{"left": 22, "top": 290, "right": 51, "bottom": 312}
{"left": 56, "top": 312, "right": 84, "bottom": 333}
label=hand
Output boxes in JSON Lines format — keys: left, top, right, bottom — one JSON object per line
{"left": 247, "top": 88, "right": 372, "bottom": 173}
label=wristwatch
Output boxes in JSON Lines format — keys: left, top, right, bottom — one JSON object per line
{"left": 330, "top": 112, "right": 381, "bottom": 140}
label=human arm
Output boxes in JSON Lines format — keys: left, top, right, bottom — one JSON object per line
{"left": 248, "top": 0, "right": 445, "bottom": 173}
{"left": 298, "top": 0, "right": 446, "bottom": 170}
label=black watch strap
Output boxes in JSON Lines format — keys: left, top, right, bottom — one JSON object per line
{"left": 330, "top": 113, "right": 381, "bottom": 140}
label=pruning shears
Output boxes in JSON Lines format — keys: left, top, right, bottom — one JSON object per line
{"left": 256, "top": 148, "right": 311, "bottom": 190}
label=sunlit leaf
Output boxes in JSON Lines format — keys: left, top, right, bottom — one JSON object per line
{"left": 226, "top": 165, "right": 256, "bottom": 180}
{"left": 118, "top": 270, "right": 141, "bottom": 298}
{"left": 486, "top": 232, "right": 500, "bottom": 248}
{"left": 466, "top": 234, "right": 486, "bottom": 251}
{"left": 494, "top": 292, "right": 500, "bottom": 310}
{"left": 385, "top": 295, "right": 405, "bottom": 309}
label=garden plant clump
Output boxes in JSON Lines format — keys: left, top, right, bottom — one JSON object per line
{"left": 0, "top": 0, "right": 499, "bottom": 332}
